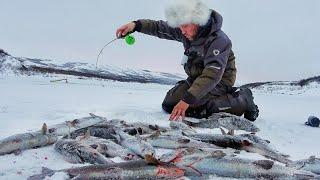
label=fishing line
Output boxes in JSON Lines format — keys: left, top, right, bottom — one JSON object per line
{"left": 95, "top": 37, "right": 119, "bottom": 71}
{"left": 95, "top": 34, "right": 135, "bottom": 87}
{"left": 95, "top": 34, "right": 135, "bottom": 71}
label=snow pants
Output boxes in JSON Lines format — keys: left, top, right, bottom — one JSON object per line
{"left": 162, "top": 79, "right": 247, "bottom": 119}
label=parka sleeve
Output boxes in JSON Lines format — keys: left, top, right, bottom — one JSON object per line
{"left": 134, "top": 20, "right": 183, "bottom": 42}
{"left": 182, "top": 37, "right": 232, "bottom": 105}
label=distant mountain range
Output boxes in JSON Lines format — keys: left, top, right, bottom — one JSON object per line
{"left": 240, "top": 77, "right": 320, "bottom": 88}
{"left": 1, "top": 48, "right": 319, "bottom": 90}
{"left": 0, "top": 49, "right": 184, "bottom": 85}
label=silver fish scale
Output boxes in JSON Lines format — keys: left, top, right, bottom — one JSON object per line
{"left": 0, "top": 132, "right": 58, "bottom": 155}
{"left": 115, "top": 129, "right": 155, "bottom": 157}
{"left": 238, "top": 134, "right": 292, "bottom": 165}
{"left": 288, "top": 156, "right": 320, "bottom": 175}
{"left": 127, "top": 122, "right": 169, "bottom": 134}
{"left": 186, "top": 133, "right": 293, "bottom": 164}
{"left": 77, "top": 136, "right": 139, "bottom": 160}
{"left": 54, "top": 139, "right": 112, "bottom": 165}
{"left": 184, "top": 112, "right": 259, "bottom": 132}
{"left": 174, "top": 154, "right": 315, "bottom": 179}
{"left": 146, "top": 134, "right": 219, "bottom": 149}
{"left": 47, "top": 115, "right": 106, "bottom": 136}
{"left": 217, "top": 116, "right": 260, "bottom": 132}
{"left": 169, "top": 121, "right": 196, "bottom": 134}
{"left": 71, "top": 165, "right": 184, "bottom": 180}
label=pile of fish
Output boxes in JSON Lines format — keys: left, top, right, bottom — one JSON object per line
{"left": 0, "top": 112, "right": 319, "bottom": 179}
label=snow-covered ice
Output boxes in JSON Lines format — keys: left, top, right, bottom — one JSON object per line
{"left": 0, "top": 74, "right": 319, "bottom": 179}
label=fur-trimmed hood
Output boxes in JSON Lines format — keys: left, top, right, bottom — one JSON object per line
{"left": 165, "top": 0, "right": 211, "bottom": 27}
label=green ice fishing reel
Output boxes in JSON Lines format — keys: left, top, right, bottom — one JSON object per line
{"left": 124, "top": 34, "right": 135, "bottom": 45}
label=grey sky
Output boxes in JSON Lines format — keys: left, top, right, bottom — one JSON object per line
{"left": 0, "top": 0, "right": 319, "bottom": 83}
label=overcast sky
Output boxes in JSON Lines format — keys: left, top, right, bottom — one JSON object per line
{"left": 0, "top": 0, "right": 319, "bottom": 83}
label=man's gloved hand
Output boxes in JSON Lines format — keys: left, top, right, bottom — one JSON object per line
{"left": 116, "top": 22, "right": 136, "bottom": 38}
{"left": 169, "top": 100, "right": 190, "bottom": 121}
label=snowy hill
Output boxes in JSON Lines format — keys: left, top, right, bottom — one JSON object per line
{"left": 241, "top": 76, "right": 320, "bottom": 95}
{"left": 0, "top": 49, "right": 184, "bottom": 85}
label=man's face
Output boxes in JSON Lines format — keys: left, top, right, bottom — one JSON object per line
{"left": 179, "top": 23, "right": 199, "bottom": 41}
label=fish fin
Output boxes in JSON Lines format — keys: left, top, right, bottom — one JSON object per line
{"left": 65, "top": 121, "right": 72, "bottom": 127}
{"left": 210, "top": 150, "right": 226, "bottom": 158}
{"left": 220, "top": 128, "right": 227, "bottom": 135}
{"left": 149, "top": 125, "right": 158, "bottom": 131}
{"left": 68, "top": 119, "right": 79, "bottom": 127}
{"left": 41, "top": 123, "right": 47, "bottom": 135}
{"left": 178, "top": 138, "right": 191, "bottom": 144}
{"left": 188, "top": 126, "right": 197, "bottom": 133}
{"left": 84, "top": 129, "right": 91, "bottom": 138}
{"left": 137, "top": 127, "right": 143, "bottom": 135}
{"left": 253, "top": 160, "right": 274, "bottom": 170}
{"left": 145, "top": 154, "right": 160, "bottom": 165}
{"left": 227, "top": 129, "right": 234, "bottom": 136}
{"left": 149, "top": 130, "right": 161, "bottom": 139}
{"left": 89, "top": 113, "right": 98, "bottom": 117}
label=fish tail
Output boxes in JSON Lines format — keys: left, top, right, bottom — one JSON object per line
{"left": 27, "top": 167, "right": 55, "bottom": 180}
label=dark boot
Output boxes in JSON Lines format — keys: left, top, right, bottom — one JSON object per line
{"left": 205, "top": 88, "right": 259, "bottom": 121}
{"left": 240, "top": 88, "right": 259, "bottom": 121}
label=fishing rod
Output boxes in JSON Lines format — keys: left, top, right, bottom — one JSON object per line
{"left": 95, "top": 34, "right": 135, "bottom": 70}
{"left": 50, "top": 34, "right": 135, "bottom": 85}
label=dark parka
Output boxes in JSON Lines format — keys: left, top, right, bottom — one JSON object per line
{"left": 134, "top": 10, "right": 236, "bottom": 106}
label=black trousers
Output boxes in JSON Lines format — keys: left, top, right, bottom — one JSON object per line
{"left": 162, "top": 80, "right": 233, "bottom": 118}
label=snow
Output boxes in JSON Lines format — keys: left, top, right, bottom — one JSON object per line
{"left": 0, "top": 74, "right": 319, "bottom": 179}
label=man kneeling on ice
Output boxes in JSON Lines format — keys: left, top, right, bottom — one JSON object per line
{"left": 116, "top": 0, "right": 259, "bottom": 121}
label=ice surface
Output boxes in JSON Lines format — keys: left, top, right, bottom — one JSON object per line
{"left": 0, "top": 74, "right": 319, "bottom": 179}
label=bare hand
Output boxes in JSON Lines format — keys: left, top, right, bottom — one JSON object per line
{"left": 169, "top": 100, "right": 190, "bottom": 121}
{"left": 116, "top": 22, "right": 136, "bottom": 38}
